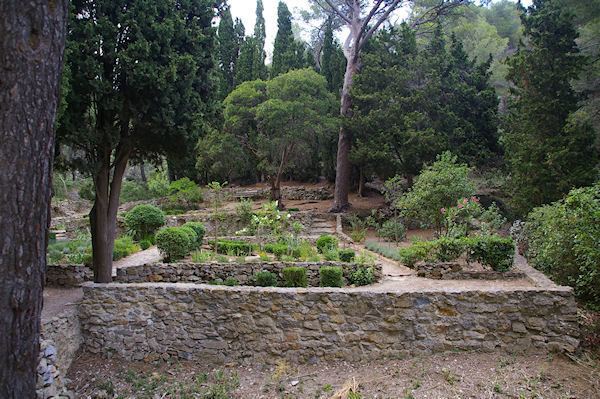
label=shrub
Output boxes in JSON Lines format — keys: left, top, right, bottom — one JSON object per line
{"left": 182, "top": 222, "right": 206, "bottom": 249}
{"left": 148, "top": 168, "right": 169, "bottom": 198}
{"left": 252, "top": 271, "right": 277, "bottom": 287}
{"left": 323, "top": 248, "right": 339, "bottom": 261}
{"left": 139, "top": 239, "right": 152, "bottom": 250}
{"left": 264, "top": 243, "right": 300, "bottom": 259}
{"left": 282, "top": 267, "right": 307, "bottom": 287}
{"left": 78, "top": 181, "right": 95, "bottom": 201}
{"left": 209, "top": 240, "right": 256, "bottom": 256}
{"left": 432, "top": 236, "right": 465, "bottom": 262}
{"left": 119, "top": 180, "right": 151, "bottom": 202}
{"left": 465, "top": 235, "right": 514, "bottom": 271}
{"left": 339, "top": 249, "right": 355, "bottom": 263}
{"left": 298, "top": 240, "right": 319, "bottom": 261}
{"left": 316, "top": 235, "right": 338, "bottom": 253}
{"left": 168, "top": 177, "right": 203, "bottom": 202}
{"left": 235, "top": 198, "right": 254, "bottom": 225}
{"left": 522, "top": 183, "right": 600, "bottom": 305}
{"left": 349, "top": 230, "right": 366, "bottom": 242}
{"left": 376, "top": 219, "right": 406, "bottom": 242}
{"left": 113, "top": 235, "right": 140, "bottom": 261}
{"left": 156, "top": 227, "right": 191, "bottom": 262}
{"left": 397, "top": 241, "right": 435, "bottom": 267}
{"left": 180, "top": 227, "right": 198, "bottom": 250}
{"left": 396, "top": 152, "right": 474, "bottom": 232}
{"left": 223, "top": 277, "right": 239, "bottom": 286}
{"left": 319, "top": 266, "right": 344, "bottom": 287}
{"left": 348, "top": 265, "right": 375, "bottom": 286}
{"left": 124, "top": 204, "right": 166, "bottom": 240}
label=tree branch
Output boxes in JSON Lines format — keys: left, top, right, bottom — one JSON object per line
{"left": 323, "top": 0, "right": 351, "bottom": 24}
{"left": 359, "top": 0, "right": 403, "bottom": 51}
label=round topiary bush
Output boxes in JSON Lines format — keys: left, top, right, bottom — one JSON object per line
{"left": 315, "top": 235, "right": 338, "bottom": 254}
{"left": 124, "top": 204, "right": 166, "bottom": 240}
{"left": 180, "top": 227, "right": 198, "bottom": 251}
{"left": 156, "top": 227, "right": 191, "bottom": 262}
{"left": 182, "top": 222, "right": 206, "bottom": 249}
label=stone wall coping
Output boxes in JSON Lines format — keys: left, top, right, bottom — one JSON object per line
{"left": 82, "top": 281, "right": 574, "bottom": 295}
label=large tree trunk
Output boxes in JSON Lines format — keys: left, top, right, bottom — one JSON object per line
{"left": 331, "top": 54, "right": 359, "bottom": 212}
{"left": 90, "top": 145, "right": 130, "bottom": 283}
{"left": 0, "top": 1, "right": 68, "bottom": 396}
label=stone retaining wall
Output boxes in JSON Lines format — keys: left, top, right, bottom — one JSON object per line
{"left": 79, "top": 283, "right": 579, "bottom": 364}
{"left": 114, "top": 261, "right": 383, "bottom": 287}
{"left": 37, "top": 306, "right": 81, "bottom": 398}
{"left": 46, "top": 264, "right": 92, "bottom": 287}
{"left": 415, "top": 262, "right": 527, "bottom": 280}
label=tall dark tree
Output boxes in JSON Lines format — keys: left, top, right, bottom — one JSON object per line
{"left": 503, "top": 0, "right": 598, "bottom": 214}
{"left": 57, "top": 0, "right": 219, "bottom": 282}
{"left": 271, "top": 1, "right": 295, "bottom": 77}
{"left": 321, "top": 17, "right": 345, "bottom": 94}
{"left": 252, "top": 0, "right": 268, "bottom": 80}
{"left": 313, "top": 0, "right": 474, "bottom": 212}
{"left": 217, "top": 6, "right": 240, "bottom": 100}
{"left": 0, "top": 0, "right": 68, "bottom": 396}
{"left": 235, "top": 36, "right": 256, "bottom": 85}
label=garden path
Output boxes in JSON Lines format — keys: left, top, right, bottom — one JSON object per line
{"left": 112, "top": 246, "right": 161, "bottom": 276}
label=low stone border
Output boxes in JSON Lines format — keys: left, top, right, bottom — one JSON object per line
{"left": 414, "top": 262, "right": 527, "bottom": 280}
{"left": 79, "top": 282, "right": 579, "bottom": 364}
{"left": 114, "top": 261, "right": 383, "bottom": 287}
{"left": 46, "top": 264, "right": 92, "bottom": 287}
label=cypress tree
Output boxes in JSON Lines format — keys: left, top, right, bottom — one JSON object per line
{"left": 216, "top": 6, "right": 239, "bottom": 100}
{"left": 252, "top": 0, "right": 267, "bottom": 80}
{"left": 271, "top": 1, "right": 294, "bottom": 77}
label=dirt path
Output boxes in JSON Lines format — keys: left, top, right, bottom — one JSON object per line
{"left": 112, "top": 246, "right": 161, "bottom": 275}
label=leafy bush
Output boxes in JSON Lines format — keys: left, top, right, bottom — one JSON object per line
{"left": 139, "top": 239, "right": 152, "bottom": 250}
{"left": 355, "top": 250, "right": 377, "bottom": 265}
{"left": 180, "top": 226, "right": 198, "bottom": 250}
{"left": 223, "top": 277, "right": 239, "bottom": 286}
{"left": 46, "top": 234, "right": 92, "bottom": 264}
{"left": 433, "top": 236, "right": 465, "bottom": 262}
{"left": 208, "top": 240, "right": 256, "bottom": 256}
{"left": 316, "top": 235, "right": 338, "bottom": 253}
{"left": 119, "top": 180, "right": 151, "bottom": 202}
{"left": 147, "top": 168, "right": 170, "bottom": 198}
{"left": 168, "top": 177, "right": 203, "bottom": 202}
{"left": 182, "top": 222, "right": 206, "bottom": 249}
{"left": 124, "top": 205, "right": 166, "bottom": 240}
{"left": 323, "top": 248, "right": 339, "bottom": 261}
{"left": 235, "top": 198, "right": 254, "bottom": 225}
{"left": 521, "top": 183, "right": 600, "bottom": 305}
{"left": 396, "top": 152, "right": 474, "bottom": 232}
{"left": 156, "top": 227, "right": 191, "bottom": 262}
{"left": 264, "top": 243, "right": 300, "bottom": 259}
{"left": 349, "top": 230, "right": 366, "bottom": 242}
{"left": 319, "top": 266, "right": 344, "bottom": 287}
{"left": 397, "top": 241, "right": 435, "bottom": 267}
{"left": 376, "top": 219, "right": 406, "bottom": 242}
{"left": 252, "top": 271, "right": 277, "bottom": 287}
{"left": 464, "top": 235, "right": 514, "bottom": 271}
{"left": 339, "top": 249, "right": 355, "bottom": 263}
{"left": 298, "top": 240, "right": 319, "bottom": 261}
{"left": 348, "top": 265, "right": 375, "bottom": 286}
{"left": 113, "top": 235, "right": 140, "bottom": 261}
{"left": 282, "top": 267, "right": 307, "bottom": 287}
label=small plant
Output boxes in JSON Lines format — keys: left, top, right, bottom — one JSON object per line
{"left": 168, "top": 177, "right": 203, "bottom": 204}
{"left": 112, "top": 235, "right": 140, "bottom": 261}
{"left": 316, "top": 235, "right": 338, "bottom": 253}
{"left": 397, "top": 241, "right": 435, "bottom": 267}
{"left": 298, "top": 239, "right": 319, "bottom": 261}
{"left": 235, "top": 197, "right": 254, "bottom": 225}
{"left": 216, "top": 254, "right": 229, "bottom": 263}
{"left": 348, "top": 265, "right": 375, "bottom": 286}
{"left": 339, "top": 249, "right": 355, "bottom": 263}
{"left": 156, "top": 227, "right": 192, "bottom": 262}
{"left": 323, "top": 248, "right": 339, "bottom": 261}
{"left": 282, "top": 267, "right": 307, "bottom": 287}
{"left": 192, "top": 250, "right": 214, "bottom": 263}
{"left": 376, "top": 218, "right": 407, "bottom": 242}
{"left": 349, "top": 229, "right": 366, "bottom": 242}
{"left": 139, "top": 239, "right": 152, "bottom": 250}
{"left": 252, "top": 271, "right": 277, "bottom": 287}
{"left": 124, "top": 204, "right": 166, "bottom": 240}
{"left": 355, "top": 250, "right": 376, "bottom": 265}
{"left": 432, "top": 236, "right": 465, "bottom": 262}
{"left": 223, "top": 277, "right": 239, "bottom": 286}
{"left": 319, "top": 266, "right": 344, "bottom": 287}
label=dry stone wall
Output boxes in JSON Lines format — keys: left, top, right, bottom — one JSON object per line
{"left": 80, "top": 283, "right": 579, "bottom": 364}
{"left": 414, "top": 262, "right": 527, "bottom": 280}
{"left": 114, "top": 261, "right": 383, "bottom": 287}
{"left": 46, "top": 264, "right": 92, "bottom": 287}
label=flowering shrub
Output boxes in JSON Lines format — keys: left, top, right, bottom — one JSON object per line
{"left": 442, "top": 196, "right": 505, "bottom": 238}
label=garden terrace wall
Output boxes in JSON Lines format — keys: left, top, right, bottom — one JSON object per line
{"left": 414, "top": 262, "right": 527, "bottom": 280}
{"left": 79, "top": 283, "right": 580, "bottom": 364}
{"left": 46, "top": 263, "right": 92, "bottom": 287}
{"left": 114, "top": 261, "right": 383, "bottom": 287}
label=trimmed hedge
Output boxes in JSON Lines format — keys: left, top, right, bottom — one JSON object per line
{"left": 338, "top": 249, "right": 355, "bottom": 263}
{"left": 124, "top": 204, "right": 166, "bottom": 240}
{"left": 264, "top": 243, "right": 300, "bottom": 259}
{"left": 252, "top": 271, "right": 277, "bottom": 287}
{"left": 319, "top": 266, "right": 344, "bottom": 287}
{"left": 182, "top": 222, "right": 206, "bottom": 249}
{"left": 156, "top": 227, "right": 191, "bottom": 262}
{"left": 208, "top": 240, "right": 257, "bottom": 256}
{"left": 316, "top": 235, "right": 338, "bottom": 253}
{"left": 282, "top": 267, "right": 307, "bottom": 287}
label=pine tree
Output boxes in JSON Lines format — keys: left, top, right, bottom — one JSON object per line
{"left": 217, "top": 6, "right": 240, "bottom": 100}
{"left": 503, "top": 0, "right": 598, "bottom": 214}
{"left": 252, "top": 0, "right": 267, "bottom": 80}
{"left": 271, "top": 1, "right": 294, "bottom": 77}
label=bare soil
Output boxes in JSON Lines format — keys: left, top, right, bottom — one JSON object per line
{"left": 67, "top": 350, "right": 600, "bottom": 398}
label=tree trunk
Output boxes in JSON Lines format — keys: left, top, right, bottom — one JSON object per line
{"left": 90, "top": 145, "right": 130, "bottom": 283}
{"left": 0, "top": 1, "right": 68, "bottom": 396}
{"left": 332, "top": 52, "right": 359, "bottom": 212}
{"left": 140, "top": 164, "right": 147, "bottom": 183}
{"left": 358, "top": 168, "right": 365, "bottom": 197}
{"left": 270, "top": 177, "right": 283, "bottom": 209}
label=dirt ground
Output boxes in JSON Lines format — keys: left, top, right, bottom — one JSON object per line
{"left": 67, "top": 350, "right": 600, "bottom": 398}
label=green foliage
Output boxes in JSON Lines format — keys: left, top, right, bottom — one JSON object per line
{"left": 209, "top": 240, "right": 256, "bottom": 256}
{"left": 148, "top": 168, "right": 170, "bottom": 198}
{"left": 464, "top": 235, "right": 515, "bottom": 271}
{"left": 264, "top": 243, "right": 300, "bottom": 259}
{"left": 139, "top": 239, "right": 152, "bottom": 250}
{"left": 282, "top": 267, "right": 307, "bottom": 288}
{"left": 376, "top": 219, "right": 407, "bottom": 242}
{"left": 180, "top": 227, "right": 198, "bottom": 251}
{"left": 223, "top": 277, "right": 239, "bottom": 287}
{"left": 365, "top": 241, "right": 403, "bottom": 262}
{"left": 355, "top": 250, "right": 377, "bottom": 266}
{"left": 113, "top": 235, "right": 140, "bottom": 261}
{"left": 216, "top": 6, "right": 242, "bottom": 100}
{"left": 298, "top": 239, "right": 319, "bottom": 261}
{"left": 46, "top": 234, "right": 92, "bottom": 264}
{"left": 252, "top": 271, "right": 277, "bottom": 287}
{"left": 338, "top": 249, "right": 356, "bottom": 263}
{"left": 348, "top": 265, "right": 375, "bottom": 286}
{"left": 522, "top": 183, "right": 600, "bottom": 305}
{"left": 182, "top": 222, "right": 206, "bottom": 249}
{"left": 434, "top": 236, "right": 466, "bottom": 262}
{"left": 119, "top": 180, "right": 151, "bottom": 203}
{"left": 235, "top": 198, "right": 254, "bottom": 225}
{"left": 168, "top": 178, "right": 203, "bottom": 205}
{"left": 322, "top": 248, "right": 339, "bottom": 261}
{"left": 503, "top": 0, "right": 598, "bottom": 214}
{"left": 397, "top": 241, "right": 435, "bottom": 267}
{"left": 124, "top": 205, "right": 166, "bottom": 240}
{"left": 396, "top": 152, "right": 474, "bottom": 232}
{"left": 78, "top": 182, "right": 95, "bottom": 201}
{"left": 319, "top": 266, "right": 344, "bottom": 287}
{"left": 156, "top": 227, "right": 192, "bottom": 262}
{"left": 316, "top": 235, "right": 338, "bottom": 254}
